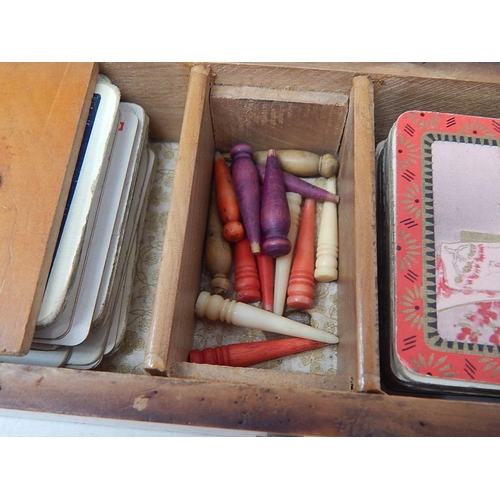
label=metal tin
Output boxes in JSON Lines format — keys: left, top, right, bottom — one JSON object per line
{"left": 377, "top": 110, "right": 500, "bottom": 396}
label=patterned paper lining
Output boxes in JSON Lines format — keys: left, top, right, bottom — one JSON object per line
{"left": 99, "top": 142, "right": 177, "bottom": 375}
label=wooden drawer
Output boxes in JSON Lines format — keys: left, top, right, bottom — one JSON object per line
{"left": 1, "top": 62, "right": 500, "bottom": 436}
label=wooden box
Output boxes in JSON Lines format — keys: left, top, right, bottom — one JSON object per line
{"left": 2, "top": 62, "right": 500, "bottom": 436}
{"left": 142, "top": 64, "right": 379, "bottom": 395}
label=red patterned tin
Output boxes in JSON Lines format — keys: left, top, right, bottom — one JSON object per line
{"left": 377, "top": 110, "right": 500, "bottom": 395}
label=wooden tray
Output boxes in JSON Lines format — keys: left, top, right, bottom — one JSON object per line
{"left": 1, "top": 63, "right": 500, "bottom": 436}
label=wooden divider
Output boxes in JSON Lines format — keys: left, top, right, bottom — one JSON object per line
{"left": 337, "top": 76, "right": 381, "bottom": 393}
{"left": 144, "top": 65, "right": 214, "bottom": 375}
{"left": 0, "top": 63, "right": 97, "bottom": 356}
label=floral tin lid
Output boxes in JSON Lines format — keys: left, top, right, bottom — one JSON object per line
{"left": 377, "top": 110, "right": 500, "bottom": 395}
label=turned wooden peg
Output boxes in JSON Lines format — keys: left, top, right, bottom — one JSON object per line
{"left": 234, "top": 237, "right": 261, "bottom": 303}
{"left": 256, "top": 246, "right": 274, "bottom": 312}
{"left": 287, "top": 198, "right": 316, "bottom": 310}
{"left": 314, "top": 177, "right": 338, "bottom": 282}
{"left": 253, "top": 149, "right": 339, "bottom": 178}
{"left": 230, "top": 142, "right": 261, "bottom": 253}
{"left": 260, "top": 149, "right": 291, "bottom": 257}
{"left": 256, "top": 164, "right": 339, "bottom": 204}
{"left": 213, "top": 151, "right": 245, "bottom": 243}
{"left": 189, "top": 337, "right": 326, "bottom": 367}
{"left": 195, "top": 291, "right": 338, "bottom": 344}
{"left": 205, "top": 187, "right": 232, "bottom": 295}
{"left": 273, "top": 192, "right": 302, "bottom": 316}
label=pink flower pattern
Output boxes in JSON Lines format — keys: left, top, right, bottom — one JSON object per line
{"left": 446, "top": 301, "right": 500, "bottom": 346}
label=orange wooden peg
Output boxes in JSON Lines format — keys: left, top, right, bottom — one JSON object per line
{"left": 234, "top": 237, "right": 261, "bottom": 303}
{"left": 189, "top": 337, "right": 327, "bottom": 367}
{"left": 287, "top": 198, "right": 316, "bottom": 310}
{"left": 213, "top": 151, "right": 245, "bottom": 243}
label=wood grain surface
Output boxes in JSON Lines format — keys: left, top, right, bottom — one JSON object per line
{"left": 337, "top": 76, "right": 380, "bottom": 393}
{"left": 0, "top": 362, "right": 499, "bottom": 436}
{"left": 144, "top": 65, "right": 215, "bottom": 375}
{"left": 210, "top": 84, "right": 348, "bottom": 154}
{"left": 0, "top": 62, "right": 97, "bottom": 355}
{"left": 98, "top": 62, "right": 193, "bottom": 142}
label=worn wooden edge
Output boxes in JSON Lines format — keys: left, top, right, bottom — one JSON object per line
{"left": 337, "top": 76, "right": 381, "bottom": 393}
{"left": 351, "top": 76, "right": 380, "bottom": 393}
{"left": 337, "top": 80, "right": 358, "bottom": 387}
{"left": 1, "top": 362, "right": 499, "bottom": 436}
{"left": 210, "top": 84, "right": 348, "bottom": 155}
{"left": 211, "top": 62, "right": 500, "bottom": 91}
{"left": 144, "top": 65, "right": 214, "bottom": 375}
{"left": 171, "top": 361, "right": 352, "bottom": 392}
{"left": 211, "top": 84, "right": 349, "bottom": 106}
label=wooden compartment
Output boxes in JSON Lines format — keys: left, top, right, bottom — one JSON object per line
{"left": 2, "top": 63, "right": 500, "bottom": 436}
{"left": 143, "top": 65, "right": 379, "bottom": 396}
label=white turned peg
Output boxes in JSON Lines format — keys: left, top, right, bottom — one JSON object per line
{"left": 195, "top": 291, "right": 339, "bottom": 344}
{"left": 252, "top": 150, "right": 338, "bottom": 178}
{"left": 273, "top": 192, "right": 302, "bottom": 316}
{"left": 314, "top": 177, "right": 338, "bottom": 282}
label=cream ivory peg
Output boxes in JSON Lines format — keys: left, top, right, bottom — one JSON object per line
{"left": 314, "top": 177, "right": 338, "bottom": 282}
{"left": 195, "top": 291, "right": 339, "bottom": 344}
{"left": 252, "top": 150, "right": 338, "bottom": 178}
{"left": 273, "top": 192, "right": 302, "bottom": 316}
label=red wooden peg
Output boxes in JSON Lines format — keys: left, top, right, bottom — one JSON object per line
{"left": 213, "top": 152, "right": 245, "bottom": 243}
{"left": 273, "top": 192, "right": 302, "bottom": 316}
{"left": 287, "top": 198, "right": 316, "bottom": 310}
{"left": 234, "top": 237, "right": 261, "bottom": 303}
{"left": 256, "top": 247, "right": 274, "bottom": 312}
{"left": 189, "top": 337, "right": 327, "bottom": 367}
{"left": 256, "top": 186, "right": 274, "bottom": 311}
